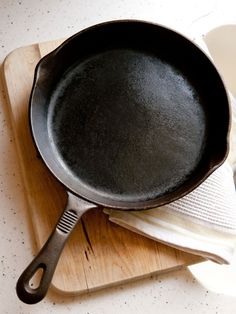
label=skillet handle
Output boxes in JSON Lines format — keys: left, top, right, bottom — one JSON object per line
{"left": 16, "top": 193, "right": 96, "bottom": 304}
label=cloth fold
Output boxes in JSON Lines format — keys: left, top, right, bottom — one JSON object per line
{"left": 104, "top": 162, "right": 236, "bottom": 264}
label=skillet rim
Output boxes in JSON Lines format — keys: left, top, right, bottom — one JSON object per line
{"left": 29, "top": 19, "right": 230, "bottom": 210}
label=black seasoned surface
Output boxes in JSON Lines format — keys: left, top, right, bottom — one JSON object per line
{"left": 48, "top": 49, "right": 206, "bottom": 202}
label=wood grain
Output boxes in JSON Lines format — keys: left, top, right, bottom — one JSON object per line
{"left": 2, "top": 39, "right": 202, "bottom": 295}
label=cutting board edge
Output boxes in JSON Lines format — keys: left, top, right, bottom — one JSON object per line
{"left": 1, "top": 59, "right": 42, "bottom": 256}
{"left": 50, "top": 264, "right": 195, "bottom": 296}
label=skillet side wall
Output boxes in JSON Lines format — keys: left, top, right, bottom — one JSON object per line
{"left": 29, "top": 21, "right": 230, "bottom": 210}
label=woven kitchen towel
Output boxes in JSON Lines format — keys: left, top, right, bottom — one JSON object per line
{"left": 104, "top": 162, "right": 236, "bottom": 264}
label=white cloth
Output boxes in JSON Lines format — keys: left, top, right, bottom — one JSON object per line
{"left": 104, "top": 162, "right": 236, "bottom": 264}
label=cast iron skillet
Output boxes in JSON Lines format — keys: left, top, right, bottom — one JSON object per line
{"left": 16, "top": 20, "right": 230, "bottom": 304}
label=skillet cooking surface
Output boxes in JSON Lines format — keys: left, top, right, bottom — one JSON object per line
{"left": 48, "top": 48, "right": 207, "bottom": 202}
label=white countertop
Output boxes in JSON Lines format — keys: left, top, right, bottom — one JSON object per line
{"left": 1, "top": 1, "right": 236, "bottom": 313}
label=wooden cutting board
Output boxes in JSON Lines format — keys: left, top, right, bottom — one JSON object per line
{"left": 2, "top": 39, "right": 202, "bottom": 295}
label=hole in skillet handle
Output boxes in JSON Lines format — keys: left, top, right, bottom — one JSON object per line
{"left": 16, "top": 263, "right": 48, "bottom": 304}
{"left": 29, "top": 267, "right": 45, "bottom": 289}
{"left": 16, "top": 261, "right": 51, "bottom": 305}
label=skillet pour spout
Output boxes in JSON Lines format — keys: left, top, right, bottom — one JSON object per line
{"left": 16, "top": 20, "right": 230, "bottom": 304}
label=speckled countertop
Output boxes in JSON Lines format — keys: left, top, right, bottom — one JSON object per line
{"left": 1, "top": 1, "right": 236, "bottom": 313}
